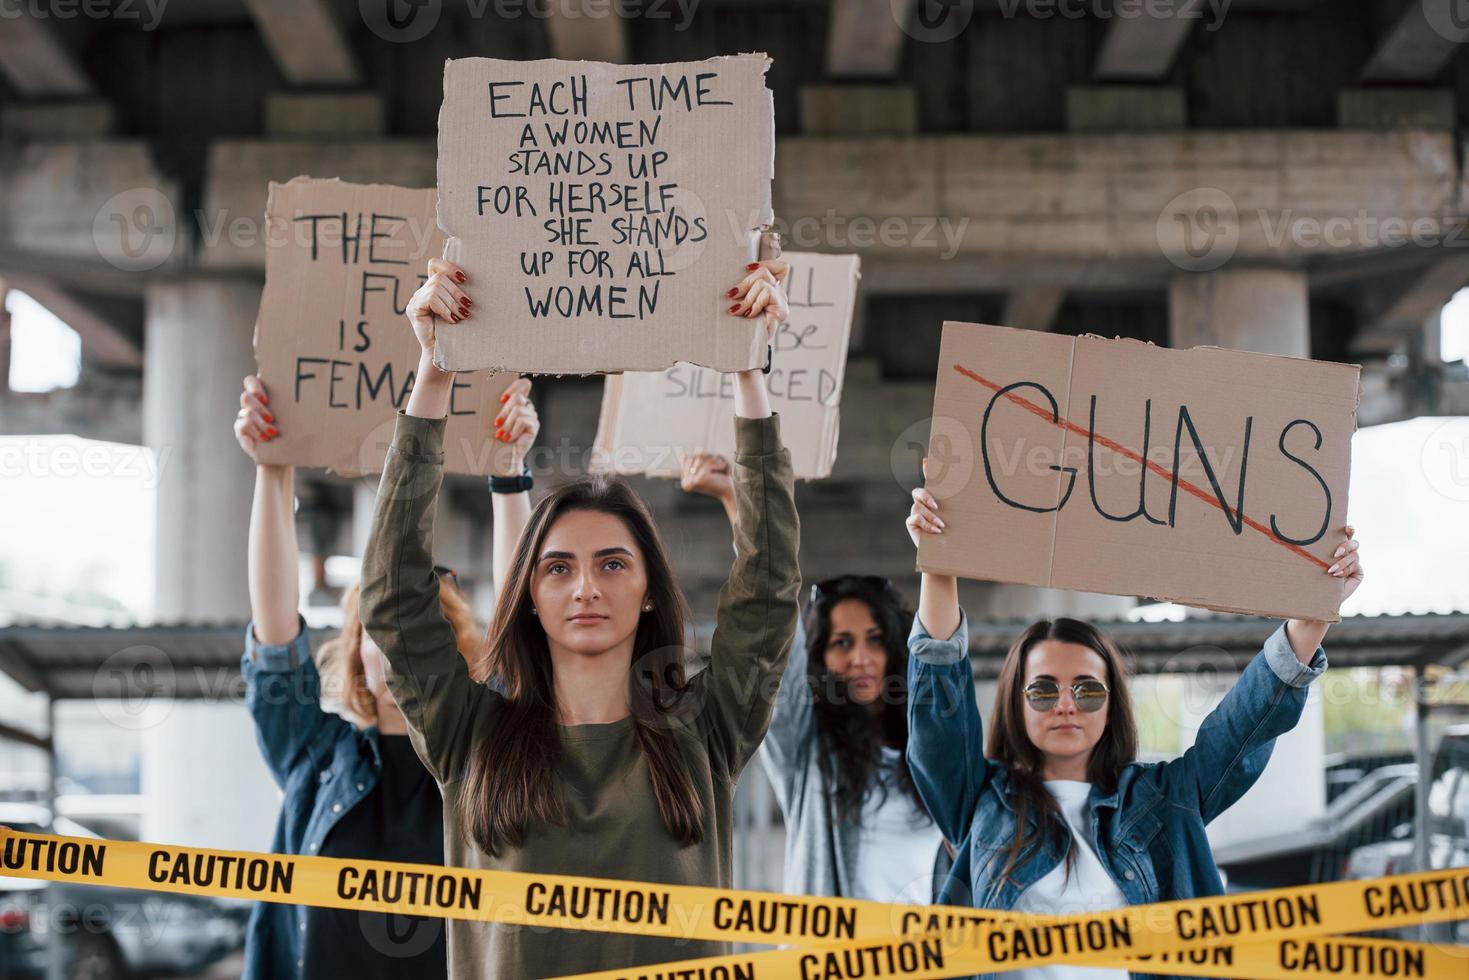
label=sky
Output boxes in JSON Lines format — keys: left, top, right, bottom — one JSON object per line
{"left": 2, "top": 289, "right": 1468, "bottom": 622}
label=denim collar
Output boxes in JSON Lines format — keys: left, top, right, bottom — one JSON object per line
{"left": 991, "top": 767, "right": 1124, "bottom": 814}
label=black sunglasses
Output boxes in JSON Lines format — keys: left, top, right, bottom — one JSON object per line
{"left": 1023, "top": 679, "right": 1110, "bottom": 713}
{"left": 433, "top": 565, "right": 461, "bottom": 592}
{"left": 808, "top": 575, "right": 894, "bottom": 606}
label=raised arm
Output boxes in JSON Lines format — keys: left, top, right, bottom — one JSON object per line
{"left": 904, "top": 479, "right": 991, "bottom": 842}
{"left": 1155, "top": 527, "right": 1362, "bottom": 822}
{"left": 234, "top": 375, "right": 347, "bottom": 784}
{"left": 359, "top": 259, "right": 497, "bottom": 783}
{"left": 490, "top": 377, "right": 538, "bottom": 611}
{"left": 681, "top": 451, "right": 815, "bottom": 807}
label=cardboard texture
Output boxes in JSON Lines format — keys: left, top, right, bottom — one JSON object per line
{"left": 253, "top": 177, "right": 515, "bottom": 477}
{"left": 591, "top": 252, "right": 859, "bottom": 480}
{"left": 435, "top": 54, "right": 775, "bottom": 375}
{"left": 917, "top": 322, "right": 1361, "bottom": 622}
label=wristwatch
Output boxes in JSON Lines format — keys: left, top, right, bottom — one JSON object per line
{"left": 488, "top": 465, "right": 533, "bottom": 494}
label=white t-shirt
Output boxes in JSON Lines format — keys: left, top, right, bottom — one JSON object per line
{"left": 1010, "top": 780, "right": 1129, "bottom": 980}
{"left": 849, "top": 746, "right": 947, "bottom": 904}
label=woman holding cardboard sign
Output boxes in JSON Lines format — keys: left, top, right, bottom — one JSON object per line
{"left": 903, "top": 471, "right": 1362, "bottom": 980}
{"left": 233, "top": 371, "right": 539, "bottom": 980}
{"left": 359, "top": 256, "right": 800, "bottom": 977}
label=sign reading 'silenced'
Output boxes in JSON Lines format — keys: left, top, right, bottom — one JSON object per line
{"left": 917, "top": 323, "right": 1361, "bottom": 622}
{"left": 435, "top": 55, "right": 775, "bottom": 376}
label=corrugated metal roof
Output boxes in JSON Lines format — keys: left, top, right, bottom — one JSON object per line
{"left": 1, "top": 611, "right": 1467, "bottom": 696}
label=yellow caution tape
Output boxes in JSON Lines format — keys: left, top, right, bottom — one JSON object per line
{"left": 2, "top": 829, "right": 1465, "bottom": 979}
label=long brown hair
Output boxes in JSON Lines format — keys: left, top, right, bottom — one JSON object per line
{"left": 459, "top": 474, "right": 706, "bottom": 856}
{"left": 986, "top": 618, "right": 1137, "bottom": 885}
{"left": 318, "top": 579, "right": 484, "bottom": 726}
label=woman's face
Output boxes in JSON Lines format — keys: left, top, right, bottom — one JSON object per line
{"left": 1020, "top": 640, "right": 1111, "bottom": 769}
{"left": 530, "top": 509, "right": 649, "bottom": 657}
{"left": 822, "top": 599, "right": 888, "bottom": 707}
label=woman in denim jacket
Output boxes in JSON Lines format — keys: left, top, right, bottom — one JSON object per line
{"left": 233, "top": 355, "right": 538, "bottom": 980}
{"left": 903, "top": 473, "right": 1364, "bottom": 980}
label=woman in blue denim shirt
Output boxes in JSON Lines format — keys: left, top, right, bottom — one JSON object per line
{"left": 232, "top": 347, "right": 538, "bottom": 980}
{"left": 902, "top": 473, "right": 1364, "bottom": 980}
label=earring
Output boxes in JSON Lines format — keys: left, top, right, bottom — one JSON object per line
{"left": 530, "top": 606, "right": 537, "bottom": 615}
{"left": 642, "top": 603, "right": 653, "bottom": 612}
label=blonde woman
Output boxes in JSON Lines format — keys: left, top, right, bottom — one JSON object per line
{"left": 234, "top": 371, "right": 538, "bottom": 980}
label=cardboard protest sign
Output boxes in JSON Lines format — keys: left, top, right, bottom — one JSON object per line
{"left": 435, "top": 54, "right": 775, "bottom": 375}
{"left": 917, "top": 323, "right": 1361, "bottom": 621}
{"left": 591, "top": 252, "right": 859, "bottom": 480}
{"left": 252, "top": 177, "right": 516, "bottom": 477}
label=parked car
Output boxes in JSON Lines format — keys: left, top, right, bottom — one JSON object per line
{"left": 1, "top": 804, "right": 246, "bottom": 980}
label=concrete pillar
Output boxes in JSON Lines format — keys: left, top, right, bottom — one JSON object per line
{"left": 1, "top": 276, "right": 10, "bottom": 395}
{"left": 143, "top": 277, "right": 258, "bottom": 621}
{"left": 141, "top": 277, "right": 280, "bottom": 847}
{"left": 1168, "top": 268, "right": 1309, "bottom": 357}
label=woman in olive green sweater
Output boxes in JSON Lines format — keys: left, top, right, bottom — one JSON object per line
{"left": 359, "top": 257, "right": 800, "bottom": 978}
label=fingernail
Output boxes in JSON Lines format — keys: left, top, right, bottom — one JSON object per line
{"left": 495, "top": 416, "right": 504, "bottom": 426}
{"left": 261, "top": 394, "right": 269, "bottom": 405}
{"left": 500, "top": 393, "right": 509, "bottom": 403}
{"left": 1334, "top": 547, "right": 1344, "bottom": 558}
{"left": 746, "top": 263, "right": 759, "bottom": 271}
{"left": 728, "top": 304, "right": 741, "bottom": 313}
{"left": 455, "top": 272, "right": 467, "bottom": 283}
{"left": 1327, "top": 563, "right": 1339, "bottom": 574}
{"left": 266, "top": 427, "right": 278, "bottom": 437}
{"left": 264, "top": 413, "right": 274, "bottom": 423}
{"left": 726, "top": 287, "right": 738, "bottom": 298}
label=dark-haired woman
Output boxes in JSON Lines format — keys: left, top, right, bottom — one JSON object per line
{"left": 681, "top": 455, "right": 949, "bottom": 905}
{"left": 903, "top": 477, "right": 1363, "bottom": 980}
{"left": 358, "top": 258, "right": 800, "bottom": 977}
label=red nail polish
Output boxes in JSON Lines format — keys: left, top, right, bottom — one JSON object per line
{"left": 455, "top": 272, "right": 467, "bottom": 283}
{"left": 264, "top": 413, "right": 274, "bottom": 423}
{"left": 495, "top": 416, "right": 503, "bottom": 426}
{"left": 726, "top": 287, "right": 738, "bottom": 298}
{"left": 267, "top": 427, "right": 278, "bottom": 438}
{"left": 729, "top": 304, "right": 741, "bottom": 313}
{"left": 746, "top": 263, "right": 759, "bottom": 271}
{"left": 261, "top": 394, "right": 269, "bottom": 405}
{"left": 499, "top": 392, "right": 510, "bottom": 403}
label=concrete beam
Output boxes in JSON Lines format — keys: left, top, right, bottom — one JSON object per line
{"left": 265, "top": 91, "right": 385, "bottom": 138}
{"left": 545, "top": 2, "right": 629, "bottom": 62}
{"left": 243, "top": 0, "right": 361, "bottom": 86}
{"left": 1093, "top": 10, "right": 1194, "bottom": 81}
{"left": 1356, "top": 254, "right": 1469, "bottom": 355}
{"left": 0, "top": 273, "right": 142, "bottom": 368}
{"left": 1, "top": 101, "right": 114, "bottom": 139}
{"left": 1002, "top": 286, "right": 1065, "bottom": 331}
{"left": 1066, "top": 86, "right": 1186, "bottom": 131}
{"left": 827, "top": 0, "right": 910, "bottom": 78}
{"left": 1337, "top": 88, "right": 1455, "bottom": 129}
{"left": 1362, "top": 0, "right": 1469, "bottom": 83}
{"left": 800, "top": 85, "right": 917, "bottom": 134}
{"left": 0, "top": 10, "right": 92, "bottom": 97}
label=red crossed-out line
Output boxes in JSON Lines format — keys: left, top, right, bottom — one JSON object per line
{"left": 952, "top": 362, "right": 1329, "bottom": 570}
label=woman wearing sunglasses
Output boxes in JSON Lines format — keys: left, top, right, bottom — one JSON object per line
{"left": 681, "top": 455, "right": 951, "bottom": 905}
{"left": 903, "top": 473, "right": 1363, "bottom": 980}
{"left": 231, "top": 371, "right": 538, "bottom": 980}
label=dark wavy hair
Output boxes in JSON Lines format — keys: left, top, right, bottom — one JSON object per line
{"left": 804, "top": 576, "right": 924, "bottom": 824}
{"left": 458, "top": 474, "right": 705, "bottom": 856}
{"left": 986, "top": 618, "right": 1138, "bottom": 885}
